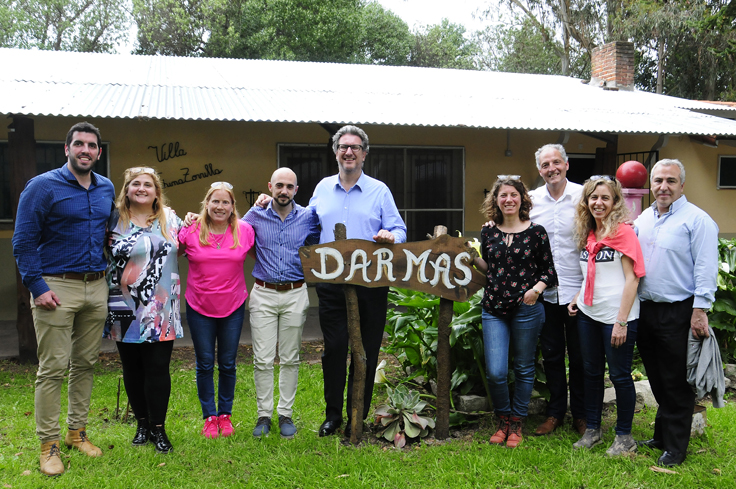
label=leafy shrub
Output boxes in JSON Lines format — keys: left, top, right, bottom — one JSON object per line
{"left": 711, "top": 238, "right": 736, "bottom": 362}
{"left": 384, "top": 288, "right": 491, "bottom": 410}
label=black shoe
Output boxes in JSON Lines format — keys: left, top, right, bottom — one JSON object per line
{"left": 319, "top": 420, "right": 341, "bottom": 437}
{"left": 658, "top": 450, "right": 686, "bottom": 467}
{"left": 132, "top": 419, "right": 151, "bottom": 446}
{"left": 636, "top": 438, "right": 663, "bottom": 450}
{"left": 150, "top": 425, "right": 173, "bottom": 454}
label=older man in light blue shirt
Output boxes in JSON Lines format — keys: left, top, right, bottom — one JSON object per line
{"left": 634, "top": 158, "right": 719, "bottom": 467}
{"left": 311, "top": 125, "right": 407, "bottom": 438}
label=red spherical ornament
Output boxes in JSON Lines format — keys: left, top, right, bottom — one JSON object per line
{"left": 616, "top": 161, "right": 648, "bottom": 188}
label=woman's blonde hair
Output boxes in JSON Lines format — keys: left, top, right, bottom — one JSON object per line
{"left": 479, "top": 177, "right": 532, "bottom": 225}
{"left": 573, "top": 177, "right": 630, "bottom": 249}
{"left": 115, "top": 167, "right": 172, "bottom": 240}
{"left": 197, "top": 183, "right": 240, "bottom": 248}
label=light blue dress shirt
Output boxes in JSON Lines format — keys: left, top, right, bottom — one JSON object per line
{"left": 634, "top": 195, "right": 719, "bottom": 309}
{"left": 243, "top": 202, "right": 320, "bottom": 283}
{"left": 309, "top": 171, "right": 407, "bottom": 244}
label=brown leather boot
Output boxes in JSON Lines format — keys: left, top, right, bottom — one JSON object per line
{"left": 506, "top": 417, "right": 524, "bottom": 448}
{"left": 534, "top": 416, "right": 561, "bottom": 436}
{"left": 489, "top": 415, "right": 510, "bottom": 445}
{"left": 39, "top": 440, "right": 65, "bottom": 476}
{"left": 65, "top": 428, "right": 102, "bottom": 457}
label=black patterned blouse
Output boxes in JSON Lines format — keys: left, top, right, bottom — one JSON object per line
{"left": 480, "top": 222, "right": 558, "bottom": 317}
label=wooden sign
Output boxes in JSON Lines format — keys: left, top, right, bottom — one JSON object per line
{"left": 299, "top": 234, "right": 485, "bottom": 302}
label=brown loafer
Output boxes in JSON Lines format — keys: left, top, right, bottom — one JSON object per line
{"left": 572, "top": 418, "right": 587, "bottom": 435}
{"left": 534, "top": 416, "right": 561, "bottom": 436}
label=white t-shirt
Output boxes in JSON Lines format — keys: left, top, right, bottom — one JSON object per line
{"left": 577, "top": 246, "right": 640, "bottom": 324}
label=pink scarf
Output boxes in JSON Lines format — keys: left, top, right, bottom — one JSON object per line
{"left": 583, "top": 224, "right": 645, "bottom": 306}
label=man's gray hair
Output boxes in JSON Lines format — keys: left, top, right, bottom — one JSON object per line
{"left": 651, "top": 158, "right": 686, "bottom": 184}
{"left": 534, "top": 144, "right": 568, "bottom": 170}
{"left": 332, "top": 125, "right": 369, "bottom": 154}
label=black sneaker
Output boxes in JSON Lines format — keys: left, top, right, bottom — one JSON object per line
{"left": 253, "top": 417, "right": 271, "bottom": 437}
{"left": 278, "top": 416, "right": 296, "bottom": 439}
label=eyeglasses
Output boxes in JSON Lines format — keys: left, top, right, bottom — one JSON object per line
{"left": 128, "top": 167, "right": 156, "bottom": 175}
{"left": 589, "top": 175, "right": 616, "bottom": 182}
{"left": 210, "top": 181, "right": 233, "bottom": 190}
{"left": 497, "top": 175, "right": 521, "bottom": 181}
{"left": 337, "top": 144, "right": 364, "bottom": 153}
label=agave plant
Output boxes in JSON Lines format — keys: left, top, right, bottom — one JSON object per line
{"left": 374, "top": 384, "right": 435, "bottom": 448}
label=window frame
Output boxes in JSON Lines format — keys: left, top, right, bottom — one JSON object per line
{"left": 717, "top": 155, "right": 736, "bottom": 189}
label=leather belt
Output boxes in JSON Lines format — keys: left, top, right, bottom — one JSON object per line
{"left": 255, "top": 278, "right": 304, "bottom": 291}
{"left": 46, "top": 271, "right": 105, "bottom": 282}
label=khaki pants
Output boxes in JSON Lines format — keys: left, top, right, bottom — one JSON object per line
{"left": 32, "top": 276, "right": 108, "bottom": 442}
{"left": 249, "top": 284, "right": 309, "bottom": 418}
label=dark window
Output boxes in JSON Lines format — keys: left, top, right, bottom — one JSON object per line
{"left": 279, "top": 144, "right": 465, "bottom": 242}
{"left": 718, "top": 156, "right": 736, "bottom": 189}
{"left": 0, "top": 141, "right": 109, "bottom": 220}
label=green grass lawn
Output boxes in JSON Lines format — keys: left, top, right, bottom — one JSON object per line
{"left": 1, "top": 353, "right": 734, "bottom": 489}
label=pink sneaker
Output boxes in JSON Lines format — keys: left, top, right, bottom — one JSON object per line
{"left": 218, "top": 414, "right": 234, "bottom": 437}
{"left": 202, "top": 416, "right": 219, "bottom": 439}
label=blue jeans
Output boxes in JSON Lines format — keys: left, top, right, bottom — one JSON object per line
{"left": 577, "top": 311, "right": 638, "bottom": 435}
{"left": 186, "top": 301, "right": 245, "bottom": 418}
{"left": 482, "top": 303, "right": 544, "bottom": 418}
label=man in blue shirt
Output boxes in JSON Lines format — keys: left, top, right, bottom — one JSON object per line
{"left": 310, "top": 125, "right": 407, "bottom": 437}
{"left": 13, "top": 122, "right": 115, "bottom": 476}
{"left": 243, "top": 168, "right": 319, "bottom": 439}
{"left": 634, "top": 159, "right": 719, "bottom": 467}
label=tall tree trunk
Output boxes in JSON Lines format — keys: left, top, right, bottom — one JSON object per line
{"left": 657, "top": 37, "right": 665, "bottom": 94}
{"left": 9, "top": 116, "right": 38, "bottom": 364}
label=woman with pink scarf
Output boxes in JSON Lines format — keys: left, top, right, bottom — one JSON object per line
{"left": 567, "top": 176, "right": 645, "bottom": 457}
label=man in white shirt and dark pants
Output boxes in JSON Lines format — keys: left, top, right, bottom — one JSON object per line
{"left": 529, "top": 144, "right": 587, "bottom": 436}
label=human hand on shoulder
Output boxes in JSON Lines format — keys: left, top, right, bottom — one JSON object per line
{"left": 183, "top": 212, "right": 198, "bottom": 227}
{"left": 255, "top": 193, "right": 272, "bottom": 208}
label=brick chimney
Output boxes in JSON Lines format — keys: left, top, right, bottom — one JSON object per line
{"left": 590, "top": 42, "right": 635, "bottom": 91}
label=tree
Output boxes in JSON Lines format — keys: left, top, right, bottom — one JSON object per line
{"left": 1, "top": 0, "right": 130, "bottom": 52}
{"left": 134, "top": 0, "right": 414, "bottom": 64}
{"left": 409, "top": 19, "right": 479, "bottom": 70}
{"left": 475, "top": 14, "right": 564, "bottom": 74}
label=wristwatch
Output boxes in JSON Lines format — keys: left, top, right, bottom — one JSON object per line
{"left": 616, "top": 320, "right": 628, "bottom": 328}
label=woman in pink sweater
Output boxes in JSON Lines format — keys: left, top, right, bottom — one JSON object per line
{"left": 179, "top": 182, "right": 255, "bottom": 439}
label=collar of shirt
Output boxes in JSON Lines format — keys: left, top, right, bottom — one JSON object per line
{"left": 652, "top": 194, "right": 688, "bottom": 218}
{"left": 335, "top": 171, "right": 365, "bottom": 193}
{"left": 60, "top": 163, "right": 100, "bottom": 187}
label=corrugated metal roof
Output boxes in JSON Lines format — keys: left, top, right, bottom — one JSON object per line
{"left": 2, "top": 47, "right": 736, "bottom": 136}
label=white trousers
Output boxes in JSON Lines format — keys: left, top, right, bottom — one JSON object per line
{"left": 248, "top": 284, "right": 309, "bottom": 418}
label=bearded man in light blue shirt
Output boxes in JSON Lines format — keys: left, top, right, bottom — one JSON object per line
{"left": 634, "top": 158, "right": 719, "bottom": 467}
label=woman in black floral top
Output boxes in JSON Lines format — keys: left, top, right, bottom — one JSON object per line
{"left": 474, "top": 176, "right": 557, "bottom": 448}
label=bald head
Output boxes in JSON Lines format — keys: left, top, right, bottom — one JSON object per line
{"left": 271, "top": 167, "right": 297, "bottom": 185}
{"left": 268, "top": 167, "right": 298, "bottom": 210}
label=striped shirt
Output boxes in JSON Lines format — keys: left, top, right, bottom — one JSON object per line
{"left": 12, "top": 164, "right": 115, "bottom": 297}
{"left": 243, "top": 202, "right": 320, "bottom": 283}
